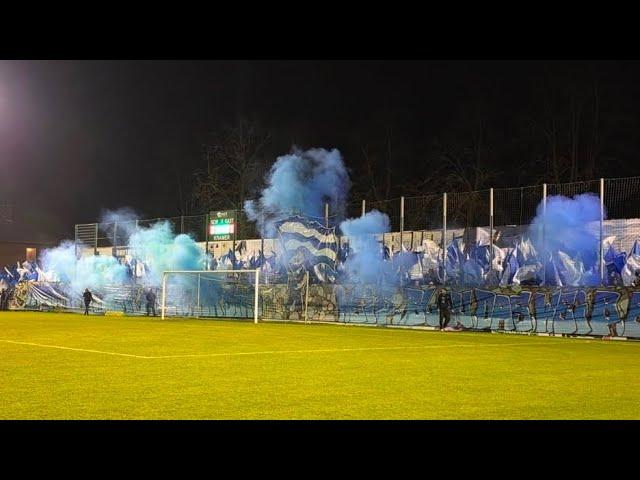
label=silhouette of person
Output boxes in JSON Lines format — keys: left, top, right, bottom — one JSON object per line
{"left": 437, "top": 287, "right": 453, "bottom": 330}
{"left": 83, "top": 288, "right": 93, "bottom": 315}
{"left": 145, "top": 288, "right": 157, "bottom": 316}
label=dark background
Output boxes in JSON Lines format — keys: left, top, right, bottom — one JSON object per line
{"left": 1, "top": 60, "right": 639, "bottom": 242}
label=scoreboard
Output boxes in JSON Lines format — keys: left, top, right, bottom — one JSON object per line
{"left": 209, "top": 210, "right": 236, "bottom": 241}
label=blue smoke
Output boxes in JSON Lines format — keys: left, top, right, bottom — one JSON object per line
{"left": 41, "top": 241, "right": 128, "bottom": 294}
{"left": 339, "top": 210, "right": 391, "bottom": 284}
{"left": 530, "top": 193, "right": 605, "bottom": 271}
{"left": 245, "top": 148, "right": 351, "bottom": 237}
{"left": 99, "top": 206, "right": 140, "bottom": 237}
{"left": 127, "top": 221, "right": 205, "bottom": 286}
{"left": 41, "top": 211, "right": 205, "bottom": 293}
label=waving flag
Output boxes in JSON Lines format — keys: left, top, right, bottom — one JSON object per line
{"left": 544, "top": 254, "right": 563, "bottom": 286}
{"left": 500, "top": 246, "right": 520, "bottom": 287}
{"left": 557, "top": 250, "right": 584, "bottom": 286}
{"left": 622, "top": 240, "right": 640, "bottom": 286}
{"left": 277, "top": 216, "right": 338, "bottom": 273}
{"left": 445, "top": 237, "right": 465, "bottom": 282}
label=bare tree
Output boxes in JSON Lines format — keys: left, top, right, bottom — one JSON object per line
{"left": 524, "top": 66, "right": 603, "bottom": 185}
{"left": 192, "top": 118, "right": 271, "bottom": 213}
{"left": 359, "top": 136, "right": 392, "bottom": 203}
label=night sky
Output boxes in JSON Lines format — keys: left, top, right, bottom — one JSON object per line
{"left": 1, "top": 60, "right": 640, "bottom": 243}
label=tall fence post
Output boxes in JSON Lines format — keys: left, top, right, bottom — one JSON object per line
{"left": 197, "top": 273, "right": 201, "bottom": 314}
{"left": 161, "top": 273, "right": 167, "bottom": 319}
{"left": 204, "top": 213, "right": 209, "bottom": 264}
{"left": 232, "top": 210, "right": 237, "bottom": 269}
{"left": 361, "top": 199, "right": 365, "bottom": 217}
{"left": 600, "top": 178, "right": 605, "bottom": 285}
{"left": 489, "top": 188, "right": 494, "bottom": 285}
{"left": 324, "top": 203, "right": 329, "bottom": 228}
{"left": 442, "top": 192, "right": 447, "bottom": 285}
{"left": 180, "top": 215, "right": 184, "bottom": 234}
{"left": 400, "top": 196, "right": 405, "bottom": 251}
{"left": 542, "top": 183, "right": 547, "bottom": 286}
{"left": 260, "top": 212, "right": 265, "bottom": 265}
{"left": 113, "top": 221, "right": 118, "bottom": 256}
{"left": 94, "top": 224, "right": 98, "bottom": 256}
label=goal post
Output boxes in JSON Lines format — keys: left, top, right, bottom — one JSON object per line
{"left": 161, "top": 269, "right": 260, "bottom": 323}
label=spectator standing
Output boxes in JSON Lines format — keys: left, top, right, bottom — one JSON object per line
{"left": 145, "top": 288, "right": 157, "bottom": 316}
{"left": 83, "top": 288, "right": 93, "bottom": 315}
{"left": 437, "top": 287, "right": 453, "bottom": 330}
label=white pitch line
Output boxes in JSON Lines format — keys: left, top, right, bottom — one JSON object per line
{"left": 0, "top": 339, "right": 154, "bottom": 359}
{"left": 0, "top": 338, "right": 555, "bottom": 360}
{"left": 150, "top": 341, "right": 547, "bottom": 358}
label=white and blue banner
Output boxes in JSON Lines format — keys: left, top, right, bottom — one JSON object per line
{"left": 277, "top": 216, "right": 338, "bottom": 276}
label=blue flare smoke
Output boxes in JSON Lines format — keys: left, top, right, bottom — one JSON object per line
{"left": 245, "top": 148, "right": 351, "bottom": 237}
{"left": 41, "top": 211, "right": 205, "bottom": 292}
{"left": 530, "top": 193, "right": 605, "bottom": 270}
{"left": 339, "top": 210, "right": 391, "bottom": 284}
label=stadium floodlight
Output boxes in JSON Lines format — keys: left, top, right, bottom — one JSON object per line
{"left": 161, "top": 269, "right": 260, "bottom": 323}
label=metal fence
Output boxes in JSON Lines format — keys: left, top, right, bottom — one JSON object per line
{"left": 76, "top": 176, "right": 640, "bottom": 286}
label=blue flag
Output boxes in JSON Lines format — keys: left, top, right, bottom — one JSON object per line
{"left": 277, "top": 216, "right": 338, "bottom": 273}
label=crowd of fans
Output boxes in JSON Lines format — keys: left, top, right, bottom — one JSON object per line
{"left": 0, "top": 260, "right": 41, "bottom": 288}
{"left": 2, "top": 235, "right": 639, "bottom": 297}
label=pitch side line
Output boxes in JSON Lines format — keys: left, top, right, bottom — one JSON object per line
{"left": 0, "top": 338, "right": 549, "bottom": 359}
{"left": 0, "top": 339, "right": 154, "bottom": 359}
{"left": 150, "top": 342, "right": 545, "bottom": 359}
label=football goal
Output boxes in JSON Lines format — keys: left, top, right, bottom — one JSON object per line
{"left": 160, "top": 269, "right": 311, "bottom": 323}
{"left": 161, "top": 270, "right": 260, "bottom": 322}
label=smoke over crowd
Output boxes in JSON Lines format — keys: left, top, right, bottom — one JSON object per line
{"left": 15, "top": 146, "right": 636, "bottom": 297}
{"left": 40, "top": 211, "right": 205, "bottom": 295}
{"left": 244, "top": 148, "right": 351, "bottom": 237}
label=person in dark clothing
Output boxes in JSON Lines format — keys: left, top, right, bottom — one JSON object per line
{"left": 0, "top": 288, "right": 6, "bottom": 310}
{"left": 145, "top": 288, "right": 156, "bottom": 316}
{"left": 436, "top": 287, "right": 453, "bottom": 330}
{"left": 83, "top": 288, "right": 93, "bottom": 315}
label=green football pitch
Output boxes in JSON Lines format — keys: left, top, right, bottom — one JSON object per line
{"left": 1, "top": 311, "right": 639, "bottom": 419}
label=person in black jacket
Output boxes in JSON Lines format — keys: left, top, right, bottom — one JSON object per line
{"left": 83, "top": 288, "right": 93, "bottom": 315}
{"left": 145, "top": 288, "right": 157, "bottom": 316}
{"left": 436, "top": 287, "right": 453, "bottom": 330}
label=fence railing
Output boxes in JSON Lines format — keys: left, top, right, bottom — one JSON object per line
{"left": 75, "top": 176, "right": 640, "bottom": 286}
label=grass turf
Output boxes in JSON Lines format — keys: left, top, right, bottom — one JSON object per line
{"left": 0, "top": 311, "right": 638, "bottom": 419}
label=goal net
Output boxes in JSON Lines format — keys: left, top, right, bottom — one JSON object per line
{"left": 160, "top": 269, "right": 311, "bottom": 323}
{"left": 161, "top": 270, "right": 260, "bottom": 322}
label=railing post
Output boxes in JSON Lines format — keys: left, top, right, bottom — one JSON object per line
{"left": 600, "top": 178, "right": 605, "bottom": 285}
{"left": 204, "top": 213, "right": 209, "bottom": 263}
{"left": 542, "top": 183, "right": 547, "bottom": 286}
{"left": 442, "top": 192, "right": 447, "bottom": 285}
{"left": 113, "top": 221, "right": 118, "bottom": 256}
{"left": 260, "top": 212, "right": 265, "bottom": 268}
{"left": 304, "top": 270, "right": 310, "bottom": 324}
{"left": 400, "top": 196, "right": 405, "bottom": 251}
{"left": 361, "top": 199, "right": 366, "bottom": 217}
{"left": 161, "top": 272, "right": 167, "bottom": 319}
{"left": 197, "top": 273, "right": 201, "bottom": 315}
{"left": 254, "top": 268, "right": 260, "bottom": 324}
{"left": 490, "top": 188, "right": 494, "bottom": 285}
{"left": 324, "top": 203, "right": 329, "bottom": 228}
